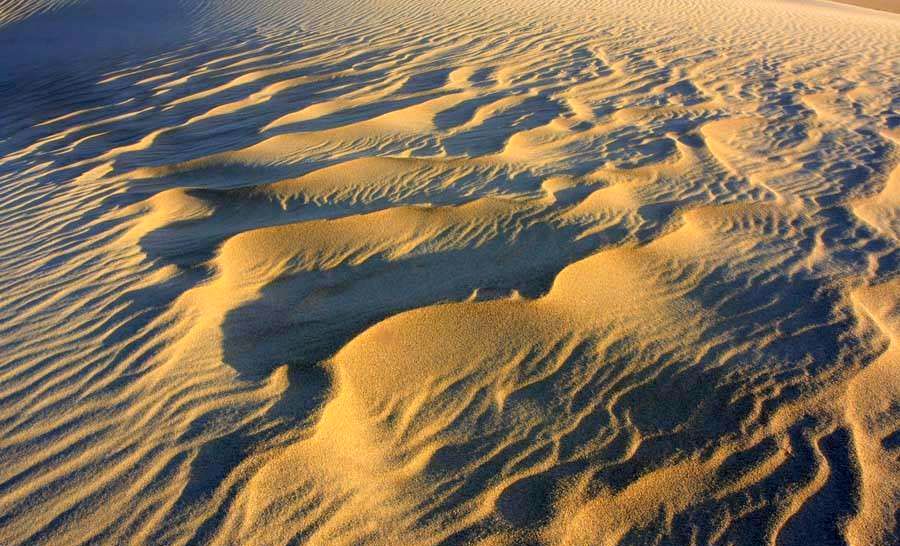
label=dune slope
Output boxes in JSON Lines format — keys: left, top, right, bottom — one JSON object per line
{"left": 0, "top": 0, "right": 898, "bottom": 545}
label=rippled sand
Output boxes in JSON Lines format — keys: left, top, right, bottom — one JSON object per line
{"left": 1, "top": 0, "right": 899, "bottom": 544}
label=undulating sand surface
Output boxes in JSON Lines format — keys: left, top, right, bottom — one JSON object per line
{"left": 824, "top": 0, "right": 900, "bottom": 14}
{"left": 1, "top": 0, "right": 899, "bottom": 544}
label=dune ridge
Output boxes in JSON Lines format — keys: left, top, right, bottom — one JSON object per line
{"left": 0, "top": 0, "right": 898, "bottom": 544}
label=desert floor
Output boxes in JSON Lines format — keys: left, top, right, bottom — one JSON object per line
{"left": 0, "top": 0, "right": 898, "bottom": 544}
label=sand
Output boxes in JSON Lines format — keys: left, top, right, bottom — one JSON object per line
{"left": 0, "top": 0, "right": 898, "bottom": 544}
{"left": 827, "top": 0, "right": 900, "bottom": 14}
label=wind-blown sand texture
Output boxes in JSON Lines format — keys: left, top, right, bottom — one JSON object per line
{"left": 1, "top": 0, "right": 899, "bottom": 544}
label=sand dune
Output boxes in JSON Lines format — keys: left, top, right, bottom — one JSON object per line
{"left": 0, "top": 0, "right": 898, "bottom": 544}
{"left": 827, "top": 0, "right": 900, "bottom": 14}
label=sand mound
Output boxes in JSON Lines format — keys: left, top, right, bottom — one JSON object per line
{"left": 0, "top": 0, "right": 897, "bottom": 545}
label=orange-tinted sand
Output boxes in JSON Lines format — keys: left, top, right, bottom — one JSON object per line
{"left": 0, "top": 1, "right": 898, "bottom": 545}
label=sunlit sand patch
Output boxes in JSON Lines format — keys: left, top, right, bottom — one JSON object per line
{"left": 0, "top": 0, "right": 898, "bottom": 545}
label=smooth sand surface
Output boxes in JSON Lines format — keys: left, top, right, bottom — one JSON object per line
{"left": 830, "top": 0, "right": 900, "bottom": 14}
{"left": 1, "top": 0, "right": 898, "bottom": 544}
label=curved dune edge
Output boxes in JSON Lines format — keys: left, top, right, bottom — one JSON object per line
{"left": 205, "top": 197, "right": 889, "bottom": 545}
{"left": 845, "top": 279, "right": 900, "bottom": 546}
{"left": 825, "top": 0, "right": 900, "bottom": 14}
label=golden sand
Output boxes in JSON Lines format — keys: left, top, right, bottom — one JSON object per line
{"left": 0, "top": 0, "right": 898, "bottom": 544}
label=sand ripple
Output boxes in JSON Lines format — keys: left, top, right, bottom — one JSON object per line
{"left": 0, "top": 0, "right": 898, "bottom": 544}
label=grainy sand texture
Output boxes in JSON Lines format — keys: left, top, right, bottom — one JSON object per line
{"left": 1, "top": 0, "right": 899, "bottom": 544}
